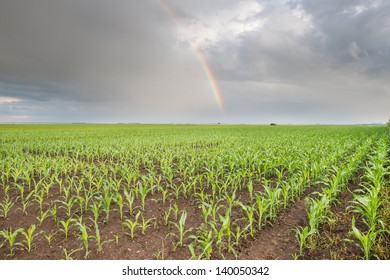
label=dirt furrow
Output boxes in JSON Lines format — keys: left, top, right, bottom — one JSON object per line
{"left": 237, "top": 197, "right": 308, "bottom": 260}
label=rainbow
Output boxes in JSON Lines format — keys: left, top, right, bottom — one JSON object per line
{"left": 159, "top": 0, "right": 224, "bottom": 111}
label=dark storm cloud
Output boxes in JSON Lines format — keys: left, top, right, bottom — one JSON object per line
{"left": 207, "top": 0, "right": 390, "bottom": 82}
{"left": 0, "top": 0, "right": 178, "bottom": 102}
{"left": 192, "top": 0, "right": 390, "bottom": 123}
{"left": 0, "top": 0, "right": 389, "bottom": 123}
{"left": 299, "top": 0, "right": 390, "bottom": 74}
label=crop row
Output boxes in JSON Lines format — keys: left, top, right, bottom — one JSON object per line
{"left": 0, "top": 125, "right": 388, "bottom": 259}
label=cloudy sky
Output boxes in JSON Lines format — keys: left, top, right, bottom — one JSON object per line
{"left": 0, "top": 0, "right": 389, "bottom": 124}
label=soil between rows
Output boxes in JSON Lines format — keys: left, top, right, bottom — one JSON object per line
{"left": 0, "top": 179, "right": 385, "bottom": 260}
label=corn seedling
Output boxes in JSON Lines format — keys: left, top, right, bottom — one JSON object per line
{"left": 122, "top": 211, "right": 141, "bottom": 239}
{"left": 0, "top": 195, "right": 16, "bottom": 219}
{"left": 348, "top": 216, "right": 387, "bottom": 259}
{"left": 92, "top": 222, "right": 112, "bottom": 253}
{"left": 115, "top": 192, "right": 124, "bottom": 220}
{"left": 124, "top": 189, "right": 135, "bottom": 215}
{"left": 58, "top": 217, "right": 76, "bottom": 239}
{"left": 21, "top": 224, "right": 41, "bottom": 252}
{"left": 21, "top": 191, "right": 34, "bottom": 215}
{"left": 0, "top": 228, "right": 24, "bottom": 256}
{"left": 255, "top": 194, "right": 269, "bottom": 230}
{"left": 76, "top": 222, "right": 90, "bottom": 259}
{"left": 170, "top": 210, "right": 192, "bottom": 247}
{"left": 232, "top": 224, "right": 243, "bottom": 248}
{"left": 139, "top": 215, "right": 155, "bottom": 235}
{"left": 37, "top": 209, "right": 51, "bottom": 225}
{"left": 90, "top": 201, "right": 102, "bottom": 225}
{"left": 44, "top": 231, "right": 57, "bottom": 246}
{"left": 138, "top": 183, "right": 152, "bottom": 211}
{"left": 62, "top": 247, "right": 82, "bottom": 260}
{"left": 238, "top": 202, "right": 255, "bottom": 237}
{"left": 294, "top": 226, "right": 313, "bottom": 256}
{"left": 349, "top": 186, "right": 383, "bottom": 229}
{"left": 101, "top": 193, "right": 113, "bottom": 223}
{"left": 188, "top": 229, "right": 213, "bottom": 260}
{"left": 57, "top": 196, "right": 78, "bottom": 218}
{"left": 50, "top": 204, "right": 58, "bottom": 223}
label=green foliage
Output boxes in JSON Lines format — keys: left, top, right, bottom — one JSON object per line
{"left": 0, "top": 124, "right": 388, "bottom": 260}
{"left": 0, "top": 228, "right": 24, "bottom": 256}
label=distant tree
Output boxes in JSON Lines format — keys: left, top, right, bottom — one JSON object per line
{"left": 387, "top": 119, "right": 390, "bottom": 128}
{"left": 270, "top": 123, "right": 277, "bottom": 126}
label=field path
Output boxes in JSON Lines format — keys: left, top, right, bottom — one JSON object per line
{"left": 238, "top": 198, "right": 308, "bottom": 260}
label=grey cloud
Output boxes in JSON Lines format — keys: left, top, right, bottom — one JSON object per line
{"left": 0, "top": 0, "right": 389, "bottom": 123}
{"left": 0, "top": 0, "right": 179, "bottom": 101}
{"left": 300, "top": 0, "right": 390, "bottom": 74}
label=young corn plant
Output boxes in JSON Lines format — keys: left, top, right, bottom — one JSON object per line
{"left": 157, "top": 185, "right": 170, "bottom": 204}
{"left": 238, "top": 201, "right": 255, "bottom": 237}
{"left": 349, "top": 186, "right": 383, "bottom": 229}
{"left": 92, "top": 222, "right": 112, "bottom": 253}
{"left": 115, "top": 192, "right": 124, "bottom": 220}
{"left": 124, "top": 189, "right": 135, "bottom": 215}
{"left": 102, "top": 193, "right": 114, "bottom": 224}
{"left": 294, "top": 226, "right": 314, "bottom": 256}
{"left": 255, "top": 194, "right": 269, "bottom": 230}
{"left": 200, "top": 202, "right": 212, "bottom": 224}
{"left": 210, "top": 220, "right": 225, "bottom": 258}
{"left": 37, "top": 209, "right": 51, "bottom": 226}
{"left": 83, "top": 190, "right": 94, "bottom": 215}
{"left": 348, "top": 216, "right": 388, "bottom": 260}
{"left": 247, "top": 181, "right": 254, "bottom": 202}
{"left": 164, "top": 206, "right": 173, "bottom": 226}
{"left": 76, "top": 222, "right": 90, "bottom": 259}
{"left": 0, "top": 228, "right": 24, "bottom": 256}
{"left": 58, "top": 217, "right": 76, "bottom": 239}
{"left": 57, "top": 196, "right": 78, "bottom": 218}
{"left": 281, "top": 182, "right": 291, "bottom": 208}
{"left": 138, "top": 183, "right": 152, "bottom": 211}
{"left": 139, "top": 214, "right": 155, "bottom": 235}
{"left": 212, "top": 209, "right": 233, "bottom": 258}
{"left": 0, "top": 195, "right": 16, "bottom": 219}
{"left": 169, "top": 203, "right": 180, "bottom": 222}
{"left": 44, "top": 231, "right": 57, "bottom": 246}
{"left": 122, "top": 211, "right": 141, "bottom": 239}
{"left": 210, "top": 200, "right": 224, "bottom": 221}
{"left": 170, "top": 210, "right": 192, "bottom": 247}
{"left": 62, "top": 247, "right": 82, "bottom": 260}
{"left": 76, "top": 196, "right": 85, "bottom": 215}
{"left": 50, "top": 204, "right": 58, "bottom": 223}
{"left": 232, "top": 224, "right": 244, "bottom": 248}
{"left": 188, "top": 229, "right": 213, "bottom": 260}
{"left": 264, "top": 185, "right": 282, "bottom": 221}
{"left": 224, "top": 190, "right": 237, "bottom": 211}
{"left": 21, "top": 224, "right": 42, "bottom": 252}
{"left": 34, "top": 189, "right": 46, "bottom": 213}
{"left": 90, "top": 201, "right": 102, "bottom": 225}
{"left": 21, "top": 191, "right": 34, "bottom": 215}
{"left": 306, "top": 195, "right": 331, "bottom": 234}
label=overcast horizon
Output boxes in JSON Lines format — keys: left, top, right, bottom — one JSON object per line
{"left": 1, "top": 0, "right": 389, "bottom": 124}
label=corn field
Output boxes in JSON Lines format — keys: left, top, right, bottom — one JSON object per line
{"left": 0, "top": 124, "right": 389, "bottom": 259}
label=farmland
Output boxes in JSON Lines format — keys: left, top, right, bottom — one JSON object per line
{"left": 0, "top": 124, "right": 389, "bottom": 260}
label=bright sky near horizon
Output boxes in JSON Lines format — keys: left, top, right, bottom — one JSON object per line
{"left": 0, "top": 0, "right": 389, "bottom": 124}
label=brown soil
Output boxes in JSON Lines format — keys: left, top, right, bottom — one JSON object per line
{"left": 236, "top": 195, "right": 308, "bottom": 259}
{"left": 302, "top": 178, "right": 390, "bottom": 260}
{"left": 1, "top": 178, "right": 386, "bottom": 260}
{"left": 301, "top": 184, "right": 363, "bottom": 260}
{"left": 0, "top": 190, "right": 202, "bottom": 260}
